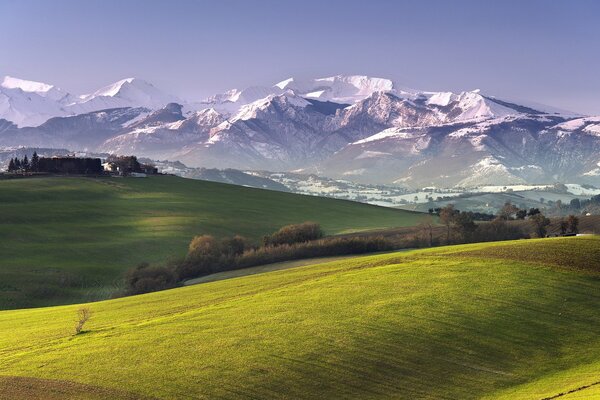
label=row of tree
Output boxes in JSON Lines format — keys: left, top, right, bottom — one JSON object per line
{"left": 7, "top": 152, "right": 40, "bottom": 172}
{"left": 123, "top": 222, "right": 393, "bottom": 295}
{"left": 433, "top": 202, "right": 579, "bottom": 243}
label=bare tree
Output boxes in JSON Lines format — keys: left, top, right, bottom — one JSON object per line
{"left": 74, "top": 307, "right": 92, "bottom": 335}
{"left": 498, "top": 202, "right": 519, "bottom": 220}
{"left": 418, "top": 216, "right": 435, "bottom": 247}
{"left": 567, "top": 215, "right": 579, "bottom": 234}
{"left": 530, "top": 213, "right": 551, "bottom": 238}
{"left": 439, "top": 204, "right": 457, "bottom": 243}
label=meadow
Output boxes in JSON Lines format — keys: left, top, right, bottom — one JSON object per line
{"left": 0, "top": 236, "right": 599, "bottom": 399}
{"left": 0, "top": 175, "right": 424, "bottom": 309}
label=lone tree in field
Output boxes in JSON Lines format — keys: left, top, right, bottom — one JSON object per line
{"left": 74, "top": 307, "right": 92, "bottom": 335}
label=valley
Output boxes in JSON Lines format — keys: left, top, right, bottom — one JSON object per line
{"left": 0, "top": 175, "right": 424, "bottom": 309}
{"left": 0, "top": 237, "right": 599, "bottom": 399}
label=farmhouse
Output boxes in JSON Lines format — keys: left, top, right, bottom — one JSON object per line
{"left": 103, "top": 155, "right": 158, "bottom": 176}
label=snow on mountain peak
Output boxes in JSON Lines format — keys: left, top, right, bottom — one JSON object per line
{"left": 275, "top": 74, "right": 395, "bottom": 103}
{"left": 1, "top": 76, "right": 55, "bottom": 93}
{"left": 83, "top": 77, "right": 150, "bottom": 99}
{"left": 231, "top": 92, "right": 309, "bottom": 122}
{"left": 72, "top": 77, "right": 180, "bottom": 115}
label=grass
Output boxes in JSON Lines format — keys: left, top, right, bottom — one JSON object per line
{"left": 0, "top": 175, "right": 425, "bottom": 309}
{"left": 183, "top": 254, "right": 363, "bottom": 285}
{"left": 1, "top": 236, "right": 599, "bottom": 399}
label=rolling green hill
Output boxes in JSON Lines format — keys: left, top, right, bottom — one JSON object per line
{"left": 1, "top": 236, "right": 599, "bottom": 399}
{"left": 0, "top": 175, "right": 425, "bottom": 309}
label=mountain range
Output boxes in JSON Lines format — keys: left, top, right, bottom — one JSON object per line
{"left": 1, "top": 74, "right": 599, "bottom": 188}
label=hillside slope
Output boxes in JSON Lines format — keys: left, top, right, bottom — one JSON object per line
{"left": 0, "top": 237, "right": 599, "bottom": 399}
{"left": 0, "top": 175, "right": 424, "bottom": 309}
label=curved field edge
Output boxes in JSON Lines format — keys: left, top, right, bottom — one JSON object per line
{"left": 0, "top": 375, "right": 153, "bottom": 400}
{"left": 0, "top": 236, "right": 599, "bottom": 399}
{"left": 0, "top": 175, "right": 424, "bottom": 309}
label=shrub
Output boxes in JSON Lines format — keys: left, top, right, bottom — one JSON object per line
{"left": 187, "top": 235, "right": 222, "bottom": 260}
{"left": 74, "top": 307, "right": 91, "bottom": 335}
{"left": 124, "top": 262, "right": 179, "bottom": 295}
{"left": 263, "top": 222, "right": 323, "bottom": 247}
{"left": 236, "top": 236, "right": 394, "bottom": 270}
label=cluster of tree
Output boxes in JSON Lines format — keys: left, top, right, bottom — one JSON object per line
{"left": 6, "top": 152, "right": 39, "bottom": 173}
{"left": 495, "top": 202, "right": 542, "bottom": 220}
{"left": 429, "top": 208, "right": 496, "bottom": 221}
{"left": 121, "top": 207, "right": 586, "bottom": 297}
{"left": 123, "top": 222, "right": 394, "bottom": 295}
{"left": 432, "top": 202, "right": 574, "bottom": 243}
{"left": 558, "top": 215, "right": 579, "bottom": 235}
{"left": 539, "top": 195, "right": 600, "bottom": 217}
{"left": 576, "top": 195, "right": 600, "bottom": 215}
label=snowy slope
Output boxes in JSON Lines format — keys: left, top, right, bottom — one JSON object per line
{"left": 70, "top": 78, "right": 181, "bottom": 114}
{"left": 0, "top": 73, "right": 598, "bottom": 188}
{"left": 0, "top": 75, "right": 180, "bottom": 127}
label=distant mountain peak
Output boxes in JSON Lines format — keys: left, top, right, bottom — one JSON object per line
{"left": 82, "top": 77, "right": 153, "bottom": 99}
{"left": 1, "top": 75, "right": 55, "bottom": 93}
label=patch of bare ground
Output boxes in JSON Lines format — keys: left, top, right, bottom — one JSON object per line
{"left": 0, "top": 376, "right": 154, "bottom": 400}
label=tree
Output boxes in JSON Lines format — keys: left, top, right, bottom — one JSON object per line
{"left": 187, "top": 235, "right": 221, "bottom": 260}
{"left": 74, "top": 307, "right": 91, "bottom": 335}
{"left": 454, "top": 212, "right": 477, "bottom": 241}
{"left": 22, "top": 155, "right": 29, "bottom": 172}
{"left": 498, "top": 202, "right": 519, "bottom": 220}
{"left": 439, "top": 204, "right": 457, "bottom": 243}
{"left": 530, "top": 213, "right": 551, "bottom": 238}
{"left": 567, "top": 215, "right": 579, "bottom": 234}
{"left": 14, "top": 158, "right": 21, "bottom": 171}
{"left": 7, "top": 158, "right": 15, "bottom": 172}
{"left": 559, "top": 219, "right": 568, "bottom": 235}
{"left": 221, "top": 235, "right": 247, "bottom": 257}
{"left": 516, "top": 209, "right": 528, "bottom": 220}
{"left": 31, "top": 151, "right": 39, "bottom": 172}
{"left": 570, "top": 198, "right": 581, "bottom": 210}
{"left": 418, "top": 216, "right": 435, "bottom": 247}
{"left": 528, "top": 208, "right": 541, "bottom": 217}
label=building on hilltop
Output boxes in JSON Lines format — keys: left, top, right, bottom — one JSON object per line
{"left": 103, "top": 155, "right": 158, "bottom": 176}
{"left": 38, "top": 157, "right": 103, "bottom": 174}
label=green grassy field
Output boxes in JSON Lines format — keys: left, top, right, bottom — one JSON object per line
{"left": 1, "top": 236, "right": 599, "bottom": 399}
{"left": 0, "top": 175, "right": 425, "bottom": 309}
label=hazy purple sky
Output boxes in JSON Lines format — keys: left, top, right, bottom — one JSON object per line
{"left": 1, "top": 0, "right": 599, "bottom": 114}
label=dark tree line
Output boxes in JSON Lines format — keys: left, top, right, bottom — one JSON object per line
{"left": 7, "top": 152, "right": 39, "bottom": 173}
{"left": 431, "top": 202, "right": 579, "bottom": 243}
{"left": 122, "top": 222, "right": 393, "bottom": 296}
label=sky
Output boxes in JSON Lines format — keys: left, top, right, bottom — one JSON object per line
{"left": 1, "top": 0, "right": 599, "bottom": 114}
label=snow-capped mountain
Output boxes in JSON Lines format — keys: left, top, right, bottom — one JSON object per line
{"left": 0, "top": 75, "right": 180, "bottom": 127}
{"left": 0, "top": 76, "right": 75, "bottom": 127}
{"left": 0, "top": 73, "right": 597, "bottom": 188}
{"left": 69, "top": 78, "right": 181, "bottom": 115}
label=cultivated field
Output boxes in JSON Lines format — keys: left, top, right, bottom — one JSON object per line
{"left": 0, "top": 175, "right": 424, "bottom": 309}
{"left": 1, "top": 236, "right": 599, "bottom": 399}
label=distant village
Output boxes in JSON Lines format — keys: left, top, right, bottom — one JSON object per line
{"left": 2, "top": 152, "right": 159, "bottom": 177}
